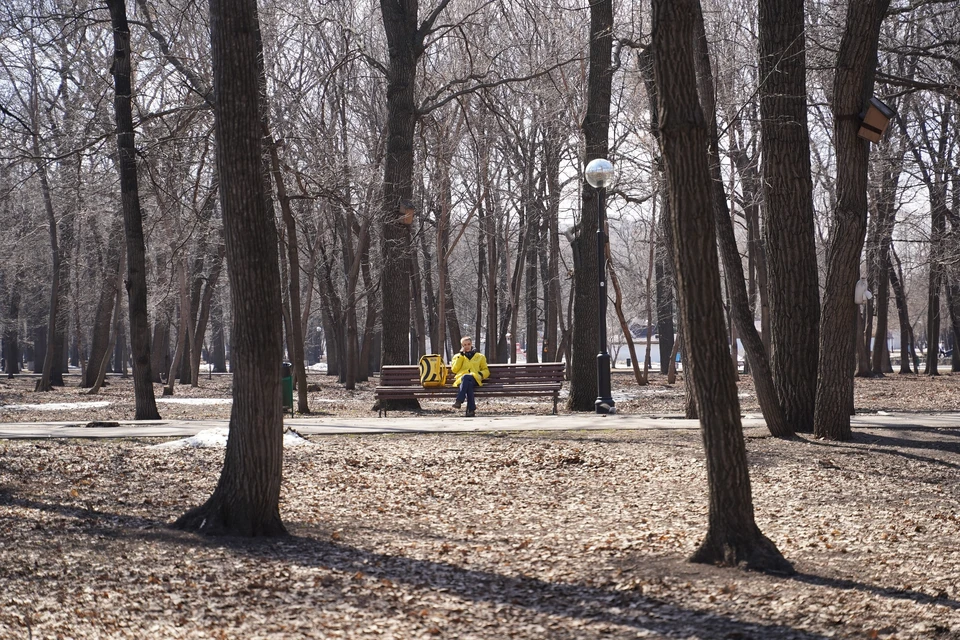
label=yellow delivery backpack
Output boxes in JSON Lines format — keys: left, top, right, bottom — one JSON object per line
{"left": 418, "top": 354, "right": 448, "bottom": 388}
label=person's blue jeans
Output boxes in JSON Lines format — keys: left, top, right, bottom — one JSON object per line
{"left": 456, "top": 375, "right": 477, "bottom": 411}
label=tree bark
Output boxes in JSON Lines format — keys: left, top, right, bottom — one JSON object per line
{"left": 83, "top": 261, "right": 120, "bottom": 388}
{"left": 814, "top": 0, "right": 890, "bottom": 441}
{"left": 378, "top": 0, "right": 448, "bottom": 368}
{"left": 32, "top": 154, "right": 60, "bottom": 393}
{"left": 652, "top": 0, "right": 792, "bottom": 574}
{"left": 758, "top": 0, "right": 820, "bottom": 433}
{"left": 269, "top": 140, "right": 309, "bottom": 411}
{"left": 3, "top": 268, "right": 22, "bottom": 377}
{"left": 175, "top": 0, "right": 286, "bottom": 536}
{"left": 107, "top": 0, "right": 161, "bottom": 419}
{"left": 639, "top": 48, "right": 676, "bottom": 377}
{"left": 692, "top": 4, "right": 791, "bottom": 438}
{"left": 88, "top": 251, "right": 126, "bottom": 396}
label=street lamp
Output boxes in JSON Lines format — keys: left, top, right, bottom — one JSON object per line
{"left": 585, "top": 158, "right": 616, "bottom": 414}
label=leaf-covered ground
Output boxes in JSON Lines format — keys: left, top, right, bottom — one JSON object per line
{"left": 1, "top": 372, "right": 959, "bottom": 638}
{"left": 4, "top": 368, "right": 960, "bottom": 422}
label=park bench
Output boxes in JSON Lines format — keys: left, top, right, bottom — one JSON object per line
{"left": 374, "top": 362, "right": 565, "bottom": 416}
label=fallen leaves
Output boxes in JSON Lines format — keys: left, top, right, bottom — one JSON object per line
{"left": 2, "top": 374, "right": 960, "bottom": 638}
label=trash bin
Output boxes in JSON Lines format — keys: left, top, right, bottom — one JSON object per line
{"left": 626, "top": 358, "right": 632, "bottom": 367}
{"left": 281, "top": 362, "right": 293, "bottom": 416}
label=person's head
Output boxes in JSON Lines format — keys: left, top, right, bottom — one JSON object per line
{"left": 461, "top": 336, "right": 473, "bottom": 351}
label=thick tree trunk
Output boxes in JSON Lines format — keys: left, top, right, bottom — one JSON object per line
{"left": 693, "top": 4, "right": 791, "bottom": 438}
{"left": 758, "top": 0, "right": 820, "bottom": 433}
{"left": 652, "top": 0, "right": 792, "bottom": 574}
{"left": 107, "top": 0, "right": 160, "bottom": 419}
{"left": 568, "top": 0, "right": 612, "bottom": 410}
{"left": 378, "top": 0, "right": 439, "bottom": 368}
{"left": 814, "top": 0, "right": 890, "bottom": 441}
{"left": 175, "top": 0, "right": 286, "bottom": 536}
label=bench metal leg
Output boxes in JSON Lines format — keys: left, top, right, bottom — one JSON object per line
{"left": 553, "top": 393, "right": 558, "bottom": 415}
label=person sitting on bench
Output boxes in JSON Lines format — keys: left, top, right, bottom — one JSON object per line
{"left": 450, "top": 336, "right": 489, "bottom": 417}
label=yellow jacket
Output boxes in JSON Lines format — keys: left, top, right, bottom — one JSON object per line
{"left": 450, "top": 350, "right": 490, "bottom": 386}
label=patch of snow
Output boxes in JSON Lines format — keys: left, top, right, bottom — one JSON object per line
{"left": 877, "top": 410, "right": 891, "bottom": 416}
{"left": 156, "top": 398, "right": 233, "bottom": 405}
{"left": 151, "top": 428, "right": 313, "bottom": 450}
{"left": 2, "top": 401, "right": 111, "bottom": 411}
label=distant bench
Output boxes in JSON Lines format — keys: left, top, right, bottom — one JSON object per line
{"left": 374, "top": 362, "right": 565, "bottom": 416}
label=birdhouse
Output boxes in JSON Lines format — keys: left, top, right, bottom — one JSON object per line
{"left": 399, "top": 200, "right": 415, "bottom": 225}
{"left": 857, "top": 97, "right": 896, "bottom": 143}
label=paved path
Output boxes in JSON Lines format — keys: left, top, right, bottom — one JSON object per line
{"left": 1, "top": 412, "right": 958, "bottom": 439}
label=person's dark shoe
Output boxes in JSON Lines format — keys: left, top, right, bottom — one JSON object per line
{"left": 465, "top": 409, "right": 476, "bottom": 417}
{"left": 452, "top": 400, "right": 462, "bottom": 409}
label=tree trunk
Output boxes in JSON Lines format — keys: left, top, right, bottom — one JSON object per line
{"left": 639, "top": 48, "right": 676, "bottom": 376}
{"left": 543, "top": 125, "right": 562, "bottom": 363}
{"left": 269, "top": 141, "right": 309, "bottom": 411}
{"left": 693, "top": 4, "right": 791, "bottom": 438}
{"left": 607, "top": 241, "right": 645, "bottom": 385}
{"left": 164, "top": 264, "right": 190, "bottom": 396}
{"left": 485, "top": 186, "right": 499, "bottom": 361}
{"left": 32, "top": 152, "right": 60, "bottom": 393}
{"left": 210, "top": 291, "right": 227, "bottom": 373}
{"left": 88, "top": 252, "right": 126, "bottom": 396}
{"left": 870, "top": 156, "right": 902, "bottom": 375}
{"left": 80, "top": 234, "right": 126, "bottom": 388}
{"left": 525, "top": 199, "right": 539, "bottom": 364}
{"left": 758, "top": 0, "right": 820, "bottom": 433}
{"left": 378, "top": 0, "right": 440, "bottom": 368}
{"left": 175, "top": 0, "right": 285, "bottom": 536}
{"left": 652, "top": 0, "right": 792, "bottom": 574}
{"left": 3, "top": 268, "right": 22, "bottom": 377}
{"left": 568, "top": 0, "right": 612, "bottom": 410}
{"left": 190, "top": 244, "right": 224, "bottom": 385}
{"left": 814, "top": 0, "right": 891, "bottom": 441}
{"left": 107, "top": 0, "right": 160, "bottom": 419}
{"left": 889, "top": 246, "right": 916, "bottom": 373}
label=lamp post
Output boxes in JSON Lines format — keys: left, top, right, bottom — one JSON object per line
{"left": 585, "top": 158, "right": 616, "bottom": 414}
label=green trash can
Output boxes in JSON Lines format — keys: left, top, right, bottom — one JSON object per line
{"left": 281, "top": 362, "right": 294, "bottom": 416}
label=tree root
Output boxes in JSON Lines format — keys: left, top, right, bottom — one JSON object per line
{"left": 690, "top": 531, "right": 795, "bottom": 575}
{"left": 174, "top": 497, "right": 287, "bottom": 538}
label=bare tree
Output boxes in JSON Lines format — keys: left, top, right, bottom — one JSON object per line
{"left": 652, "top": 0, "right": 792, "bottom": 573}
{"left": 758, "top": 0, "right": 819, "bottom": 433}
{"left": 106, "top": 0, "right": 161, "bottom": 419}
{"left": 567, "top": 0, "right": 612, "bottom": 411}
{"left": 176, "top": 0, "right": 286, "bottom": 536}
{"left": 814, "top": 0, "right": 891, "bottom": 441}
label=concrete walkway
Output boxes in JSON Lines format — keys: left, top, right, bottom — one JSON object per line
{"left": 1, "top": 412, "right": 958, "bottom": 439}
